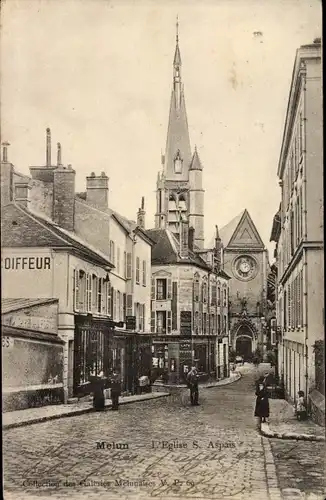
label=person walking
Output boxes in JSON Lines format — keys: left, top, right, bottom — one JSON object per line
{"left": 187, "top": 366, "right": 199, "bottom": 406}
{"left": 254, "top": 377, "right": 269, "bottom": 423}
{"left": 91, "top": 370, "right": 107, "bottom": 411}
{"left": 110, "top": 369, "right": 121, "bottom": 411}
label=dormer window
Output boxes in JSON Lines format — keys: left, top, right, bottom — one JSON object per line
{"left": 174, "top": 150, "right": 183, "bottom": 174}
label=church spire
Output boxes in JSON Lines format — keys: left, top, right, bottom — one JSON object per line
{"left": 164, "top": 18, "right": 192, "bottom": 181}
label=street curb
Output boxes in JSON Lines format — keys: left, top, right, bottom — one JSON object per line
{"left": 3, "top": 392, "right": 170, "bottom": 430}
{"left": 260, "top": 422, "right": 325, "bottom": 442}
{"left": 154, "top": 372, "right": 241, "bottom": 389}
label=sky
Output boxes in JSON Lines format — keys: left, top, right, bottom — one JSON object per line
{"left": 1, "top": 0, "right": 322, "bottom": 259}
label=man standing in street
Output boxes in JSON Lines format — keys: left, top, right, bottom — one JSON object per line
{"left": 187, "top": 365, "right": 199, "bottom": 406}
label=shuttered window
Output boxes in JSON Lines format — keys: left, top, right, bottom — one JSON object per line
{"left": 136, "top": 257, "right": 140, "bottom": 284}
{"left": 86, "top": 273, "right": 92, "bottom": 312}
{"left": 151, "top": 311, "right": 156, "bottom": 333}
{"left": 73, "top": 269, "right": 80, "bottom": 311}
{"left": 167, "top": 310, "right": 172, "bottom": 333}
{"left": 126, "top": 253, "right": 132, "bottom": 279}
{"left": 107, "top": 284, "right": 111, "bottom": 317}
{"left": 126, "top": 294, "right": 133, "bottom": 317}
{"left": 142, "top": 260, "right": 146, "bottom": 286}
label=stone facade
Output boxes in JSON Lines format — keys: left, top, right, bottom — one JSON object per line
{"left": 217, "top": 210, "right": 269, "bottom": 359}
{"left": 271, "top": 40, "right": 323, "bottom": 411}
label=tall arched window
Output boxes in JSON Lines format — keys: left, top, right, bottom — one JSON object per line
{"left": 174, "top": 150, "right": 183, "bottom": 173}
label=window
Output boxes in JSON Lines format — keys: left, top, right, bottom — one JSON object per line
{"left": 97, "top": 278, "right": 102, "bottom": 314}
{"left": 109, "top": 240, "right": 115, "bottom": 265}
{"left": 73, "top": 269, "right": 80, "bottom": 311}
{"left": 124, "top": 251, "right": 127, "bottom": 278}
{"left": 156, "top": 279, "right": 167, "bottom": 300}
{"left": 224, "top": 315, "right": 228, "bottom": 333}
{"left": 211, "top": 314, "right": 215, "bottom": 334}
{"left": 117, "top": 247, "right": 120, "bottom": 275}
{"left": 86, "top": 273, "right": 92, "bottom": 312}
{"left": 136, "top": 257, "right": 140, "bottom": 284}
{"left": 107, "top": 285, "right": 112, "bottom": 317}
{"left": 195, "top": 311, "right": 199, "bottom": 334}
{"left": 117, "top": 291, "right": 121, "bottom": 321}
{"left": 202, "top": 313, "right": 207, "bottom": 334}
{"left": 217, "top": 287, "right": 221, "bottom": 306}
{"left": 157, "top": 311, "right": 167, "bottom": 333}
{"left": 223, "top": 288, "right": 227, "bottom": 307}
{"left": 142, "top": 260, "right": 146, "bottom": 286}
{"left": 126, "top": 294, "right": 133, "bottom": 317}
{"left": 126, "top": 253, "right": 132, "bottom": 279}
{"left": 217, "top": 314, "right": 221, "bottom": 333}
{"left": 194, "top": 281, "right": 200, "bottom": 302}
{"left": 202, "top": 282, "right": 207, "bottom": 303}
{"left": 174, "top": 150, "right": 183, "bottom": 174}
{"left": 211, "top": 284, "right": 217, "bottom": 305}
{"left": 139, "top": 304, "right": 144, "bottom": 331}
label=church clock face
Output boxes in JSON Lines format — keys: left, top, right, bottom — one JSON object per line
{"left": 233, "top": 255, "right": 257, "bottom": 281}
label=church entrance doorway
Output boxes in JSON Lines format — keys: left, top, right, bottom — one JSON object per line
{"left": 236, "top": 336, "right": 252, "bottom": 361}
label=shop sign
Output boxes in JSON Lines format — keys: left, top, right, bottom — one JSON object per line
{"left": 2, "top": 315, "right": 57, "bottom": 334}
{"left": 2, "top": 256, "right": 51, "bottom": 270}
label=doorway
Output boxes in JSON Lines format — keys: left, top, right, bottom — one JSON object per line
{"left": 236, "top": 336, "right": 252, "bottom": 360}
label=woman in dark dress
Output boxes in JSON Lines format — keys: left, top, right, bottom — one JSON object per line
{"left": 254, "top": 378, "right": 269, "bottom": 423}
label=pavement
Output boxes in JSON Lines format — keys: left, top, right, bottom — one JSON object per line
{"left": 2, "top": 372, "right": 240, "bottom": 430}
{"left": 154, "top": 369, "right": 241, "bottom": 389}
{"left": 261, "top": 399, "right": 325, "bottom": 442}
{"left": 3, "top": 363, "right": 325, "bottom": 500}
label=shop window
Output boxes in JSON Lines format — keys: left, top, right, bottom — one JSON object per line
{"left": 136, "top": 257, "right": 140, "bottom": 284}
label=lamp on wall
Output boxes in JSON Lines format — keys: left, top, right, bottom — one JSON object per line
{"left": 103, "top": 272, "right": 111, "bottom": 284}
{"left": 79, "top": 270, "right": 85, "bottom": 279}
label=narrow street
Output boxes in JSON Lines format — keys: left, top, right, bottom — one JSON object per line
{"left": 3, "top": 366, "right": 325, "bottom": 500}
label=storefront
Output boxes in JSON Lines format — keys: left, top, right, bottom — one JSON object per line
{"left": 74, "top": 315, "right": 153, "bottom": 396}
{"left": 152, "top": 336, "right": 217, "bottom": 384}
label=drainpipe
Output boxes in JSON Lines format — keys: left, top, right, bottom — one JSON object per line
{"left": 302, "top": 68, "right": 309, "bottom": 402}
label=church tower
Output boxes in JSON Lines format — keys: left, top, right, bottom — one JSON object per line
{"left": 154, "top": 20, "right": 205, "bottom": 249}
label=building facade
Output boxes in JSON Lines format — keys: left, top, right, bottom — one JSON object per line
{"left": 2, "top": 298, "right": 64, "bottom": 412}
{"left": 270, "top": 39, "right": 323, "bottom": 412}
{"left": 1, "top": 134, "right": 154, "bottom": 402}
{"left": 154, "top": 23, "right": 204, "bottom": 249}
{"left": 212, "top": 210, "right": 270, "bottom": 360}
{"left": 147, "top": 222, "right": 230, "bottom": 384}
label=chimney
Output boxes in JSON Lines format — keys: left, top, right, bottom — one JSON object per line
{"left": 30, "top": 129, "right": 56, "bottom": 182}
{"left": 179, "top": 217, "right": 189, "bottom": 258}
{"left": 53, "top": 164, "right": 76, "bottom": 231}
{"left": 1, "top": 142, "right": 14, "bottom": 206}
{"left": 46, "top": 128, "right": 51, "bottom": 166}
{"left": 188, "top": 226, "right": 195, "bottom": 251}
{"left": 86, "top": 171, "right": 109, "bottom": 210}
{"left": 137, "top": 196, "right": 146, "bottom": 229}
{"left": 57, "top": 142, "right": 62, "bottom": 166}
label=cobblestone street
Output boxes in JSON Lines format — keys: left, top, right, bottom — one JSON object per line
{"left": 3, "top": 366, "right": 325, "bottom": 500}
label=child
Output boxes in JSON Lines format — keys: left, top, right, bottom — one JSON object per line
{"left": 295, "top": 390, "right": 307, "bottom": 420}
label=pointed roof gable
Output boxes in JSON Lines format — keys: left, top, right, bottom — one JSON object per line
{"left": 189, "top": 148, "right": 203, "bottom": 171}
{"left": 218, "top": 211, "right": 245, "bottom": 248}
{"left": 223, "top": 209, "right": 265, "bottom": 250}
